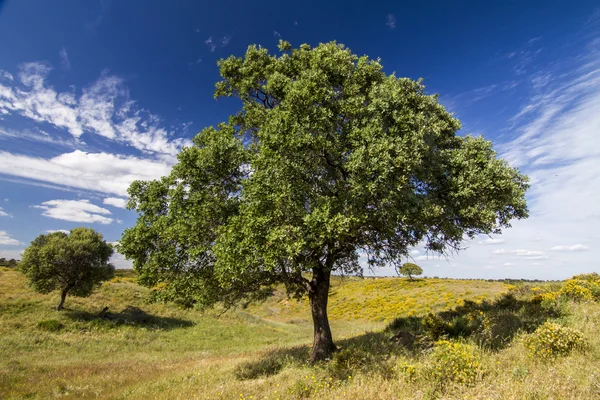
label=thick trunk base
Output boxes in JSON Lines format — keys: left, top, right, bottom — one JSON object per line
{"left": 309, "top": 268, "right": 336, "bottom": 363}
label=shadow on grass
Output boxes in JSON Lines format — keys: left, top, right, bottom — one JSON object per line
{"left": 234, "top": 292, "right": 565, "bottom": 380}
{"left": 64, "top": 305, "right": 195, "bottom": 330}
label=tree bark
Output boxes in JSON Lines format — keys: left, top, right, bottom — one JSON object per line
{"left": 309, "top": 267, "right": 336, "bottom": 363}
{"left": 56, "top": 288, "right": 69, "bottom": 311}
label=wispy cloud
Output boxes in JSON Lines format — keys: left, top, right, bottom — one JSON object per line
{"left": 59, "top": 47, "right": 71, "bottom": 70}
{"left": 0, "top": 63, "right": 190, "bottom": 158}
{"left": 205, "top": 35, "right": 232, "bottom": 52}
{"left": 386, "top": 14, "right": 396, "bottom": 29}
{"left": 440, "top": 26, "right": 600, "bottom": 279}
{"left": 33, "top": 199, "right": 114, "bottom": 224}
{"left": 477, "top": 238, "right": 506, "bottom": 245}
{"left": 550, "top": 244, "right": 590, "bottom": 252}
{"left": 0, "top": 231, "right": 22, "bottom": 245}
{"left": 0, "top": 207, "right": 11, "bottom": 217}
{"left": 187, "top": 58, "right": 202, "bottom": 69}
{"left": 492, "top": 249, "right": 546, "bottom": 257}
{"left": 0, "top": 127, "right": 80, "bottom": 149}
{"left": 273, "top": 31, "right": 281, "bottom": 38}
{"left": 85, "top": 0, "right": 110, "bottom": 31}
{"left": 0, "top": 70, "right": 13, "bottom": 81}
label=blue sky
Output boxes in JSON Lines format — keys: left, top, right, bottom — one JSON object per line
{"left": 1, "top": 0, "right": 599, "bottom": 279}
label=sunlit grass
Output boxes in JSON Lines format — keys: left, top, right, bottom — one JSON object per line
{"left": 1, "top": 268, "right": 599, "bottom": 399}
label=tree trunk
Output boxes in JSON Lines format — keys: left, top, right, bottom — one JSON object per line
{"left": 56, "top": 288, "right": 69, "bottom": 311}
{"left": 309, "top": 267, "right": 336, "bottom": 363}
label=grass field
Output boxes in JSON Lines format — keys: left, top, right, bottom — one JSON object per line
{"left": 1, "top": 267, "right": 599, "bottom": 399}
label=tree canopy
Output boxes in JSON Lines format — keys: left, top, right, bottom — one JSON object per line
{"left": 120, "top": 40, "right": 529, "bottom": 361}
{"left": 20, "top": 227, "right": 115, "bottom": 310}
{"left": 398, "top": 263, "right": 423, "bottom": 280}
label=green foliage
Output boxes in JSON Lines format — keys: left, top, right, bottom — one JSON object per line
{"left": 19, "top": 227, "right": 115, "bottom": 309}
{"left": 327, "top": 347, "right": 373, "bottom": 379}
{"left": 524, "top": 322, "right": 586, "bottom": 359}
{"left": 429, "top": 340, "right": 483, "bottom": 385}
{"left": 36, "top": 319, "right": 63, "bottom": 332}
{"left": 398, "top": 263, "right": 423, "bottom": 279}
{"left": 120, "top": 40, "right": 528, "bottom": 359}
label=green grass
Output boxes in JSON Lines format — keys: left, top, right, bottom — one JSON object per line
{"left": 1, "top": 268, "right": 599, "bottom": 399}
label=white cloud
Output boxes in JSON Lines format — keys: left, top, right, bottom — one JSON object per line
{"left": 0, "top": 62, "right": 83, "bottom": 136}
{"left": 103, "top": 197, "right": 128, "bottom": 209}
{"left": 59, "top": 47, "right": 71, "bottom": 70}
{"left": 0, "top": 127, "right": 79, "bottom": 148}
{"left": 205, "top": 36, "right": 232, "bottom": 52}
{"left": 477, "top": 238, "right": 506, "bottom": 245}
{"left": 492, "top": 249, "right": 545, "bottom": 256}
{"left": 526, "top": 255, "right": 549, "bottom": 260}
{"left": 45, "top": 229, "right": 70, "bottom": 234}
{"left": 415, "top": 254, "right": 446, "bottom": 261}
{"left": 0, "top": 64, "right": 190, "bottom": 157}
{"left": 385, "top": 14, "right": 396, "bottom": 29}
{"left": 0, "top": 70, "right": 13, "bottom": 81}
{"left": 0, "top": 231, "right": 22, "bottom": 245}
{"left": 390, "top": 30, "right": 600, "bottom": 280}
{"left": 0, "top": 207, "right": 10, "bottom": 217}
{"left": 33, "top": 199, "right": 114, "bottom": 224}
{"left": 409, "top": 249, "right": 421, "bottom": 256}
{"left": 0, "top": 150, "right": 171, "bottom": 196}
{"left": 550, "top": 244, "right": 590, "bottom": 252}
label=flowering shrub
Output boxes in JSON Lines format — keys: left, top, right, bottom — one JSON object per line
{"left": 429, "top": 340, "right": 483, "bottom": 385}
{"left": 524, "top": 321, "right": 586, "bottom": 359}
{"left": 559, "top": 279, "right": 598, "bottom": 302}
{"left": 395, "top": 361, "right": 417, "bottom": 382}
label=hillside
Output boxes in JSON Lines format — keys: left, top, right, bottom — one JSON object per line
{"left": 1, "top": 268, "right": 599, "bottom": 399}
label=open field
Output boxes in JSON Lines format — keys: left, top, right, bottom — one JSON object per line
{"left": 1, "top": 267, "right": 599, "bottom": 399}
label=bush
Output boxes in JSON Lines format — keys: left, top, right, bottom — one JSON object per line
{"left": 326, "top": 347, "right": 373, "bottom": 380}
{"left": 524, "top": 321, "right": 586, "bottom": 359}
{"left": 233, "top": 356, "right": 285, "bottom": 380}
{"left": 429, "top": 340, "right": 483, "bottom": 385}
{"left": 559, "top": 279, "right": 598, "bottom": 302}
{"left": 37, "top": 319, "right": 63, "bottom": 332}
{"left": 396, "top": 361, "right": 418, "bottom": 382}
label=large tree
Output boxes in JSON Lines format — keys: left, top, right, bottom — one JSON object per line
{"left": 120, "top": 41, "right": 528, "bottom": 362}
{"left": 20, "top": 228, "right": 115, "bottom": 310}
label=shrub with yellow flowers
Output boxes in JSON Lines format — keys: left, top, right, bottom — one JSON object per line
{"left": 395, "top": 361, "right": 418, "bottom": 382}
{"left": 559, "top": 279, "right": 597, "bottom": 302}
{"left": 429, "top": 340, "right": 484, "bottom": 385}
{"left": 524, "top": 321, "right": 586, "bottom": 359}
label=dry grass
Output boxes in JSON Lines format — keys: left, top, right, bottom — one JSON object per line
{"left": 1, "top": 267, "right": 599, "bottom": 399}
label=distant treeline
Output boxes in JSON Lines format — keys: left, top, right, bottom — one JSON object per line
{"left": 361, "top": 275, "right": 561, "bottom": 283}
{"left": 0, "top": 258, "right": 19, "bottom": 268}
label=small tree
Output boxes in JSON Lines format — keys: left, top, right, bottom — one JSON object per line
{"left": 19, "top": 227, "right": 115, "bottom": 310}
{"left": 399, "top": 263, "right": 423, "bottom": 280}
{"left": 120, "top": 41, "right": 529, "bottom": 362}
